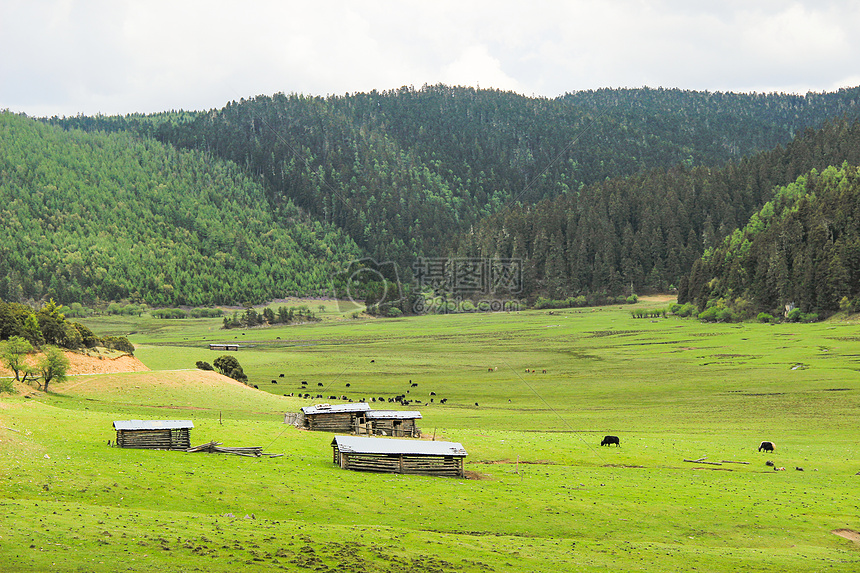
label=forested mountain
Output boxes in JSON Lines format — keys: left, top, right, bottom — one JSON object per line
{"left": 679, "top": 163, "right": 860, "bottom": 317}
{"left": 455, "top": 119, "right": 860, "bottom": 303}
{"left": 0, "top": 112, "right": 360, "bottom": 306}
{"left": 49, "top": 85, "right": 860, "bottom": 274}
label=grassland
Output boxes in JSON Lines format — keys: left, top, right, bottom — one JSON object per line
{"left": 1, "top": 299, "right": 859, "bottom": 572}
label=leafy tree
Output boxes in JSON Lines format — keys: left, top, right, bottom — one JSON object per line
{"left": 0, "top": 336, "right": 34, "bottom": 382}
{"left": 102, "top": 336, "right": 135, "bottom": 355}
{"left": 37, "top": 346, "right": 70, "bottom": 393}
{"left": 213, "top": 355, "right": 241, "bottom": 377}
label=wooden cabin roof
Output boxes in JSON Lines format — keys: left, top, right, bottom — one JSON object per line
{"left": 365, "top": 410, "right": 423, "bottom": 420}
{"left": 332, "top": 435, "right": 466, "bottom": 456}
{"left": 113, "top": 420, "right": 194, "bottom": 431}
{"left": 301, "top": 403, "right": 371, "bottom": 415}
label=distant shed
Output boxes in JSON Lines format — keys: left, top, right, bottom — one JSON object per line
{"left": 298, "top": 403, "right": 371, "bottom": 432}
{"left": 113, "top": 420, "right": 193, "bottom": 450}
{"left": 209, "top": 343, "right": 239, "bottom": 351}
{"left": 362, "top": 410, "right": 422, "bottom": 437}
{"left": 331, "top": 435, "right": 467, "bottom": 477}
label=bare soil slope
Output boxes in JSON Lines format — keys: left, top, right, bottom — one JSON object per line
{"left": 0, "top": 349, "right": 149, "bottom": 378}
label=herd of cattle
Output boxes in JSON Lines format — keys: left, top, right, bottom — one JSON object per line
{"left": 600, "top": 436, "right": 777, "bottom": 453}
{"left": 271, "top": 376, "right": 449, "bottom": 407}
{"left": 269, "top": 369, "right": 782, "bottom": 459}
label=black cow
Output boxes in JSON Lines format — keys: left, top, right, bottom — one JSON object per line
{"left": 601, "top": 435, "right": 620, "bottom": 447}
{"left": 758, "top": 441, "right": 775, "bottom": 453}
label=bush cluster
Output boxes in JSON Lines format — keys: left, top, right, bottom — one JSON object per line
{"left": 0, "top": 299, "right": 134, "bottom": 354}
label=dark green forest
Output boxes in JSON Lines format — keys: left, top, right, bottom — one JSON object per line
{"left": 679, "top": 163, "right": 860, "bottom": 317}
{"left": 456, "top": 119, "right": 860, "bottom": 306}
{"left": 4, "top": 85, "right": 860, "bottom": 315}
{"left": 0, "top": 112, "right": 360, "bottom": 306}
{"left": 49, "top": 85, "right": 860, "bottom": 272}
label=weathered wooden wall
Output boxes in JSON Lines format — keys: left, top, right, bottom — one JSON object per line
{"left": 306, "top": 412, "right": 357, "bottom": 432}
{"left": 333, "top": 449, "right": 464, "bottom": 477}
{"left": 358, "top": 419, "right": 419, "bottom": 437}
{"left": 116, "top": 428, "right": 190, "bottom": 450}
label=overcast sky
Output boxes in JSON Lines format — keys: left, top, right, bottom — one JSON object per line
{"left": 3, "top": 0, "right": 860, "bottom": 117}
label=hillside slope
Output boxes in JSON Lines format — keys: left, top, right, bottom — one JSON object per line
{"left": 679, "top": 163, "right": 860, "bottom": 316}
{"left": 0, "top": 112, "right": 361, "bottom": 305}
{"left": 455, "top": 118, "right": 860, "bottom": 302}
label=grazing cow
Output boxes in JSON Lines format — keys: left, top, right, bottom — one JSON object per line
{"left": 411, "top": 383, "right": 418, "bottom": 387}
{"left": 601, "top": 435, "right": 620, "bottom": 447}
{"left": 253, "top": 384, "right": 258, "bottom": 389}
{"left": 317, "top": 382, "right": 323, "bottom": 387}
{"left": 301, "top": 380, "right": 308, "bottom": 385}
{"left": 542, "top": 369, "right": 547, "bottom": 374}
{"left": 474, "top": 402, "right": 479, "bottom": 407}
{"left": 488, "top": 368, "right": 493, "bottom": 372}
{"left": 440, "top": 398, "right": 447, "bottom": 404}
{"left": 370, "top": 359, "right": 375, "bottom": 363}
{"left": 430, "top": 392, "right": 436, "bottom": 396}
{"left": 758, "top": 441, "right": 775, "bottom": 453}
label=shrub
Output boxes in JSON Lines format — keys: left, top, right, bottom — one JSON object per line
{"left": 190, "top": 308, "right": 224, "bottom": 318}
{"left": 102, "top": 336, "right": 135, "bottom": 355}
{"left": 697, "top": 307, "right": 718, "bottom": 322}
{"left": 195, "top": 361, "right": 214, "bottom": 371}
{"left": 756, "top": 312, "right": 774, "bottom": 323}
{"left": 670, "top": 303, "right": 698, "bottom": 317}
{"left": 152, "top": 308, "right": 188, "bottom": 319}
{"left": 229, "top": 367, "right": 248, "bottom": 383}
{"left": 785, "top": 308, "right": 803, "bottom": 323}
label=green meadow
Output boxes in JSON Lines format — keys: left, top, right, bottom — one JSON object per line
{"left": 2, "top": 300, "right": 859, "bottom": 572}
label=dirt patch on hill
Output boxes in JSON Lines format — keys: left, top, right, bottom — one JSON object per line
{"left": 833, "top": 529, "right": 860, "bottom": 544}
{"left": 61, "top": 368, "right": 245, "bottom": 394}
{"left": 0, "top": 349, "right": 149, "bottom": 378}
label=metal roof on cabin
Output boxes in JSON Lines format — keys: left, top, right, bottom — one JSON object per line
{"left": 365, "top": 410, "right": 423, "bottom": 420}
{"left": 301, "top": 402, "right": 371, "bottom": 415}
{"left": 332, "top": 435, "right": 466, "bottom": 456}
{"left": 112, "top": 420, "right": 194, "bottom": 431}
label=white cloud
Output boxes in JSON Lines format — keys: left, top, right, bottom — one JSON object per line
{"left": 2, "top": 0, "right": 859, "bottom": 116}
{"left": 441, "top": 45, "right": 524, "bottom": 92}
